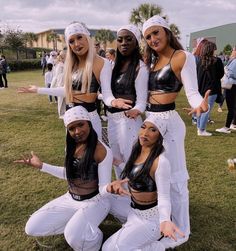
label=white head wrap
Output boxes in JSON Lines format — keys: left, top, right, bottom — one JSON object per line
{"left": 64, "top": 22, "right": 90, "bottom": 44}
{"left": 117, "top": 25, "right": 141, "bottom": 43}
{"left": 64, "top": 106, "right": 90, "bottom": 127}
{"left": 144, "top": 115, "right": 167, "bottom": 137}
{"left": 142, "top": 15, "right": 170, "bottom": 36}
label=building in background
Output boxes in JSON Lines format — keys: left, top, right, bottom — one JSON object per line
{"left": 189, "top": 23, "right": 236, "bottom": 54}
{"left": 31, "top": 28, "right": 116, "bottom": 51}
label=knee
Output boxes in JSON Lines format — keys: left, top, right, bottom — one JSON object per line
{"left": 25, "top": 218, "right": 38, "bottom": 236}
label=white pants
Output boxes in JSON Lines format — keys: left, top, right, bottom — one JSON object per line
{"left": 146, "top": 110, "right": 190, "bottom": 247}
{"left": 107, "top": 111, "right": 142, "bottom": 179}
{"left": 25, "top": 192, "right": 110, "bottom": 251}
{"left": 89, "top": 110, "right": 102, "bottom": 139}
{"left": 102, "top": 206, "right": 165, "bottom": 251}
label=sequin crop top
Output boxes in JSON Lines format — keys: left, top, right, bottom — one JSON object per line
{"left": 72, "top": 72, "right": 100, "bottom": 93}
{"left": 128, "top": 163, "right": 157, "bottom": 192}
{"left": 148, "top": 51, "right": 183, "bottom": 93}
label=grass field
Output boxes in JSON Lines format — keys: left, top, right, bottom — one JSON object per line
{"left": 0, "top": 70, "right": 236, "bottom": 251}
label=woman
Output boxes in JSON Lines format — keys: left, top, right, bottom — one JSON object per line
{"left": 196, "top": 41, "right": 224, "bottom": 136}
{"left": 216, "top": 49, "right": 236, "bottom": 133}
{"left": 14, "top": 106, "right": 112, "bottom": 251}
{"left": 142, "top": 15, "right": 209, "bottom": 248}
{"left": 102, "top": 116, "right": 184, "bottom": 251}
{"left": 18, "top": 22, "right": 128, "bottom": 138}
{"left": 107, "top": 24, "right": 148, "bottom": 179}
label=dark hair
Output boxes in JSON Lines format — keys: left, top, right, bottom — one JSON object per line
{"left": 111, "top": 40, "right": 142, "bottom": 93}
{"left": 200, "top": 41, "right": 217, "bottom": 69}
{"left": 47, "top": 63, "right": 53, "bottom": 71}
{"left": 121, "top": 133, "right": 164, "bottom": 180}
{"left": 64, "top": 121, "right": 98, "bottom": 179}
{"left": 144, "top": 27, "right": 183, "bottom": 69}
{"left": 1, "top": 55, "right": 5, "bottom": 59}
{"left": 107, "top": 48, "right": 116, "bottom": 56}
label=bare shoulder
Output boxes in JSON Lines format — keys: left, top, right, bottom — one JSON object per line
{"left": 94, "top": 141, "right": 107, "bottom": 163}
{"left": 172, "top": 50, "right": 187, "bottom": 73}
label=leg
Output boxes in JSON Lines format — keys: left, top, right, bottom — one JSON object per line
{"left": 2, "top": 73, "right": 7, "bottom": 87}
{"left": 64, "top": 196, "right": 110, "bottom": 251}
{"left": 89, "top": 110, "right": 102, "bottom": 139}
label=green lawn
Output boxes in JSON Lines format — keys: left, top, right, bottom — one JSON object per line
{"left": 0, "top": 70, "right": 235, "bottom": 250}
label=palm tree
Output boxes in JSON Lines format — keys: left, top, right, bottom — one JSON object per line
{"left": 130, "top": 3, "right": 181, "bottom": 39}
{"left": 46, "top": 30, "right": 61, "bottom": 51}
{"left": 95, "top": 29, "right": 115, "bottom": 51}
{"left": 23, "top": 32, "right": 38, "bottom": 48}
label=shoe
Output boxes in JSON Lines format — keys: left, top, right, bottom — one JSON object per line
{"left": 217, "top": 107, "right": 223, "bottom": 112}
{"left": 230, "top": 124, "right": 236, "bottom": 131}
{"left": 192, "top": 119, "right": 197, "bottom": 125}
{"left": 215, "top": 127, "right": 231, "bottom": 134}
{"left": 198, "top": 130, "right": 212, "bottom": 136}
{"left": 208, "top": 119, "right": 215, "bottom": 124}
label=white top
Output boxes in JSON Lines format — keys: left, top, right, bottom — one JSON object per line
{"left": 181, "top": 51, "right": 203, "bottom": 108}
{"left": 155, "top": 154, "right": 171, "bottom": 224}
{"left": 51, "top": 62, "right": 65, "bottom": 88}
{"left": 44, "top": 71, "right": 53, "bottom": 86}
{"left": 41, "top": 141, "right": 112, "bottom": 197}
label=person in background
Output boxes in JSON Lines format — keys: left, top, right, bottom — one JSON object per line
{"left": 103, "top": 116, "right": 184, "bottom": 251}
{"left": 216, "top": 49, "right": 236, "bottom": 133}
{"left": 142, "top": 15, "right": 209, "bottom": 249}
{"left": 41, "top": 51, "right": 47, "bottom": 75}
{"left": 196, "top": 41, "right": 224, "bottom": 136}
{"left": 14, "top": 106, "right": 113, "bottom": 251}
{"left": 0, "top": 55, "right": 8, "bottom": 88}
{"left": 105, "top": 48, "right": 116, "bottom": 67}
{"left": 44, "top": 63, "right": 57, "bottom": 104}
{"left": 95, "top": 42, "right": 106, "bottom": 58}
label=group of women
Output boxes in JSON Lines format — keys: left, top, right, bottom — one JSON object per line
{"left": 16, "top": 15, "right": 209, "bottom": 250}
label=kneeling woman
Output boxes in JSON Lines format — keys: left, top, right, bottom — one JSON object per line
{"left": 102, "top": 116, "right": 184, "bottom": 251}
{"left": 14, "top": 106, "right": 112, "bottom": 251}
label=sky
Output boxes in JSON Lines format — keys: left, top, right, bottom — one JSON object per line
{"left": 1, "top": 0, "right": 236, "bottom": 49}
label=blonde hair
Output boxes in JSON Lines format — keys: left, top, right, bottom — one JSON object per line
{"left": 64, "top": 35, "right": 95, "bottom": 103}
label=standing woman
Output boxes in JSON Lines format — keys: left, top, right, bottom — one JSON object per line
{"left": 18, "top": 22, "right": 120, "bottom": 138}
{"left": 14, "top": 106, "right": 113, "bottom": 251}
{"left": 142, "top": 16, "right": 209, "bottom": 248}
{"left": 107, "top": 25, "right": 148, "bottom": 179}
{"left": 103, "top": 116, "right": 184, "bottom": 251}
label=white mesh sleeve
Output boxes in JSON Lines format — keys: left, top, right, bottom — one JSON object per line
{"left": 155, "top": 154, "right": 171, "bottom": 223}
{"left": 41, "top": 163, "right": 66, "bottom": 180}
{"left": 98, "top": 142, "right": 113, "bottom": 196}
{"left": 100, "top": 59, "right": 116, "bottom": 106}
{"left": 132, "top": 60, "right": 148, "bottom": 112}
{"left": 37, "top": 86, "right": 65, "bottom": 97}
{"left": 181, "top": 51, "right": 203, "bottom": 108}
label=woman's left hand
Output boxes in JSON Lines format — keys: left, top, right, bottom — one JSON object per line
{"left": 160, "top": 221, "right": 185, "bottom": 241}
{"left": 125, "top": 109, "right": 141, "bottom": 119}
{"left": 187, "top": 90, "right": 211, "bottom": 117}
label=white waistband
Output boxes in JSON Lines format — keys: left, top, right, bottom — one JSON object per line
{"left": 107, "top": 111, "right": 127, "bottom": 120}
{"left": 146, "top": 110, "right": 176, "bottom": 120}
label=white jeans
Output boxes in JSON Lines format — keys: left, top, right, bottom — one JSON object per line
{"left": 25, "top": 192, "right": 110, "bottom": 251}
{"left": 146, "top": 110, "right": 190, "bottom": 246}
{"left": 89, "top": 110, "right": 102, "bottom": 139}
{"left": 102, "top": 206, "right": 165, "bottom": 251}
{"left": 107, "top": 111, "right": 142, "bottom": 179}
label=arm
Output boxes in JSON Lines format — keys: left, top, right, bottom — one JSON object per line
{"left": 41, "top": 163, "right": 66, "bottom": 180}
{"left": 37, "top": 86, "right": 65, "bottom": 97}
{"left": 97, "top": 142, "right": 113, "bottom": 196}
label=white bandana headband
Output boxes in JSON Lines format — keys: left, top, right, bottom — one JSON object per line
{"left": 64, "top": 106, "right": 91, "bottom": 127}
{"left": 144, "top": 115, "right": 167, "bottom": 137}
{"left": 117, "top": 24, "right": 141, "bottom": 43}
{"left": 142, "top": 15, "right": 170, "bottom": 36}
{"left": 65, "top": 22, "right": 90, "bottom": 44}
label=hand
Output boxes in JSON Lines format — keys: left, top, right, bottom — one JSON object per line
{"left": 106, "top": 178, "right": 130, "bottom": 196}
{"left": 160, "top": 221, "right": 185, "bottom": 241}
{"left": 185, "top": 90, "right": 211, "bottom": 117}
{"left": 17, "top": 85, "right": 38, "bottom": 93}
{"left": 14, "top": 151, "right": 43, "bottom": 169}
{"left": 111, "top": 98, "right": 133, "bottom": 110}
{"left": 125, "top": 109, "right": 141, "bottom": 119}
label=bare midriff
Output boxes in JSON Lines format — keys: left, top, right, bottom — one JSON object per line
{"left": 148, "top": 91, "right": 178, "bottom": 104}
{"left": 72, "top": 91, "right": 98, "bottom": 103}
{"left": 130, "top": 188, "right": 157, "bottom": 205}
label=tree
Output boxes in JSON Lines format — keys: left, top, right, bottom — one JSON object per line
{"left": 95, "top": 29, "right": 115, "bottom": 51}
{"left": 47, "top": 30, "right": 61, "bottom": 51}
{"left": 223, "top": 44, "right": 232, "bottom": 56}
{"left": 23, "top": 32, "right": 38, "bottom": 48}
{"left": 129, "top": 3, "right": 181, "bottom": 39}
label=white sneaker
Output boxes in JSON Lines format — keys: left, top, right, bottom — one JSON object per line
{"left": 230, "top": 124, "right": 236, "bottom": 131}
{"left": 198, "top": 130, "right": 212, "bottom": 136}
{"left": 215, "top": 127, "right": 231, "bottom": 134}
